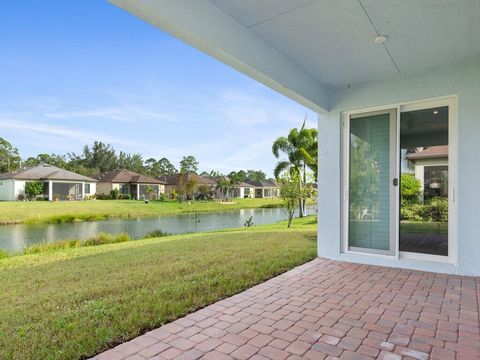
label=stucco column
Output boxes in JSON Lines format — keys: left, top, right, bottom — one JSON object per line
{"left": 239, "top": 187, "right": 244, "bottom": 199}
{"left": 48, "top": 181, "right": 53, "bottom": 201}
{"left": 137, "top": 183, "right": 140, "bottom": 200}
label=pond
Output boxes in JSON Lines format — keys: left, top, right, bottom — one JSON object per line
{"left": 0, "top": 206, "right": 316, "bottom": 252}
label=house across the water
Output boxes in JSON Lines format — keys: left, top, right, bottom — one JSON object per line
{"left": 243, "top": 180, "right": 280, "bottom": 198}
{"left": 0, "top": 164, "right": 97, "bottom": 201}
{"left": 95, "top": 169, "right": 166, "bottom": 200}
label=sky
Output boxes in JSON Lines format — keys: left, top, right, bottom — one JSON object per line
{"left": 0, "top": 1, "right": 317, "bottom": 177}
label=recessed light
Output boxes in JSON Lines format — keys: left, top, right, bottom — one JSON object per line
{"left": 433, "top": 110, "right": 439, "bottom": 115}
{"left": 374, "top": 35, "right": 387, "bottom": 44}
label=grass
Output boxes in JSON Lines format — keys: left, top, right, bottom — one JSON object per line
{"left": 400, "top": 221, "right": 448, "bottom": 234}
{"left": 0, "top": 198, "right": 284, "bottom": 225}
{"left": 22, "top": 233, "right": 131, "bottom": 255}
{"left": 0, "top": 217, "right": 317, "bottom": 360}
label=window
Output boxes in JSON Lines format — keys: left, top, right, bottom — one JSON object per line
{"left": 85, "top": 183, "right": 91, "bottom": 194}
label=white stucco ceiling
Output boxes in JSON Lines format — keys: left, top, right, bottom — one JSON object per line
{"left": 210, "top": 0, "right": 480, "bottom": 88}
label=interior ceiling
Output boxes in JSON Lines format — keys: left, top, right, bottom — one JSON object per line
{"left": 210, "top": 0, "right": 480, "bottom": 88}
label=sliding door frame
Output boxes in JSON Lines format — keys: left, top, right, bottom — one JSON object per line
{"left": 341, "top": 107, "right": 400, "bottom": 257}
{"left": 341, "top": 95, "right": 458, "bottom": 264}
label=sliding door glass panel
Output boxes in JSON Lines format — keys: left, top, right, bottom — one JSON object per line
{"left": 349, "top": 113, "right": 392, "bottom": 252}
{"left": 400, "top": 107, "right": 448, "bottom": 256}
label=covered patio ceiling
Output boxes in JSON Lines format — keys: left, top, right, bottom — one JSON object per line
{"left": 109, "top": 0, "right": 480, "bottom": 112}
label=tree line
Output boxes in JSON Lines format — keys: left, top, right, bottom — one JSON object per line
{"left": 0, "top": 137, "right": 269, "bottom": 181}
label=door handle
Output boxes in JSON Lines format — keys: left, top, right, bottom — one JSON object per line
{"left": 393, "top": 178, "right": 398, "bottom": 187}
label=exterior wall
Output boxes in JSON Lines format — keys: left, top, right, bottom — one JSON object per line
{"left": 317, "top": 61, "right": 480, "bottom": 275}
{"left": 14, "top": 180, "right": 26, "bottom": 200}
{"left": 96, "top": 182, "right": 113, "bottom": 195}
{"left": 0, "top": 179, "right": 15, "bottom": 201}
{"left": 86, "top": 182, "right": 97, "bottom": 197}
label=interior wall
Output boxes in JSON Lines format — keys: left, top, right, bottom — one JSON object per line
{"left": 317, "top": 60, "right": 480, "bottom": 275}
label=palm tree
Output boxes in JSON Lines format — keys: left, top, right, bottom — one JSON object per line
{"left": 272, "top": 117, "right": 318, "bottom": 217}
{"left": 216, "top": 178, "right": 230, "bottom": 201}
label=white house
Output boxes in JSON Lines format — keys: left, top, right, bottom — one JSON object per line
{"left": 0, "top": 164, "right": 97, "bottom": 201}
{"left": 406, "top": 146, "right": 448, "bottom": 203}
{"left": 110, "top": 1, "right": 480, "bottom": 275}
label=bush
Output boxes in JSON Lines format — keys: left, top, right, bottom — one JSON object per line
{"left": 95, "top": 194, "right": 110, "bottom": 200}
{"left": 420, "top": 197, "right": 448, "bottom": 222}
{"left": 401, "top": 197, "right": 448, "bottom": 222}
{"left": 142, "top": 229, "right": 171, "bottom": 239}
{"left": 25, "top": 181, "right": 44, "bottom": 200}
{"left": 110, "top": 188, "right": 119, "bottom": 199}
{"left": 401, "top": 173, "right": 421, "bottom": 201}
{"left": 0, "top": 249, "right": 9, "bottom": 260}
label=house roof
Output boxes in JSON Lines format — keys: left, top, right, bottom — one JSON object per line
{"left": 164, "top": 173, "right": 216, "bottom": 186}
{"left": 110, "top": 0, "right": 480, "bottom": 112}
{"left": 243, "top": 179, "right": 278, "bottom": 188}
{"left": 96, "top": 169, "right": 166, "bottom": 184}
{"left": 406, "top": 146, "right": 449, "bottom": 160}
{"left": 0, "top": 164, "right": 97, "bottom": 182}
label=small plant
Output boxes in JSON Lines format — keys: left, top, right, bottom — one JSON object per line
{"left": 53, "top": 193, "right": 61, "bottom": 201}
{"left": 17, "top": 194, "right": 25, "bottom": 201}
{"left": 244, "top": 216, "right": 254, "bottom": 227}
{"left": 25, "top": 181, "right": 44, "bottom": 200}
{"left": 110, "top": 188, "right": 119, "bottom": 199}
{"left": 142, "top": 229, "right": 171, "bottom": 239}
{"left": 0, "top": 249, "right": 9, "bottom": 260}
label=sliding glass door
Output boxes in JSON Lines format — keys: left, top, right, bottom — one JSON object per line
{"left": 344, "top": 99, "right": 454, "bottom": 261}
{"left": 399, "top": 106, "right": 449, "bottom": 257}
{"left": 347, "top": 110, "right": 397, "bottom": 255}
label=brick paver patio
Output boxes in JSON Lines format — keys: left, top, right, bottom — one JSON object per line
{"left": 93, "top": 258, "right": 480, "bottom": 360}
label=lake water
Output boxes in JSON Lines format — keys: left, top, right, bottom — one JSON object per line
{"left": 0, "top": 206, "right": 316, "bottom": 252}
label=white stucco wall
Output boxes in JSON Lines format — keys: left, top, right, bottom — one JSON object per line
{"left": 14, "top": 180, "right": 26, "bottom": 200}
{"left": 317, "top": 61, "right": 480, "bottom": 275}
{"left": 0, "top": 179, "right": 15, "bottom": 201}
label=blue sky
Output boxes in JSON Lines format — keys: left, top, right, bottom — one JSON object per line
{"left": 0, "top": 0, "right": 316, "bottom": 177}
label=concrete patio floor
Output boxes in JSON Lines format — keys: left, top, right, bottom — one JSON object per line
{"left": 93, "top": 258, "right": 480, "bottom": 360}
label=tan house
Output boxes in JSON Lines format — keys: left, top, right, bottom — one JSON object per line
{"left": 163, "top": 173, "right": 216, "bottom": 196}
{"left": 243, "top": 180, "right": 280, "bottom": 198}
{"left": 96, "top": 169, "right": 166, "bottom": 200}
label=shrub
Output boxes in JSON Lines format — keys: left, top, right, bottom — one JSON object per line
{"left": 95, "top": 194, "right": 110, "bottom": 200}
{"left": 110, "top": 188, "right": 119, "bottom": 199}
{"left": 0, "top": 249, "right": 9, "bottom": 260}
{"left": 420, "top": 197, "right": 448, "bottom": 222}
{"left": 17, "top": 194, "right": 25, "bottom": 201}
{"left": 401, "top": 173, "right": 421, "bottom": 201}
{"left": 25, "top": 181, "right": 44, "bottom": 200}
{"left": 142, "top": 229, "right": 171, "bottom": 239}
{"left": 401, "top": 197, "right": 448, "bottom": 222}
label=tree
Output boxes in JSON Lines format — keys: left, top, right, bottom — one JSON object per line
{"left": 179, "top": 155, "right": 199, "bottom": 174}
{"left": 0, "top": 137, "right": 21, "bottom": 173}
{"left": 82, "top": 141, "right": 117, "bottom": 173}
{"left": 216, "top": 178, "right": 230, "bottom": 200}
{"left": 118, "top": 152, "right": 144, "bottom": 173}
{"left": 184, "top": 179, "right": 198, "bottom": 200}
{"left": 23, "top": 153, "right": 66, "bottom": 169}
{"left": 245, "top": 170, "right": 267, "bottom": 182}
{"left": 25, "top": 181, "right": 44, "bottom": 200}
{"left": 197, "top": 185, "right": 211, "bottom": 200}
{"left": 157, "top": 158, "right": 177, "bottom": 176}
{"left": 279, "top": 172, "right": 302, "bottom": 228}
{"left": 272, "top": 118, "right": 317, "bottom": 217}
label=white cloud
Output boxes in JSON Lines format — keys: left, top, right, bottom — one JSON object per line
{"left": 0, "top": 120, "right": 140, "bottom": 147}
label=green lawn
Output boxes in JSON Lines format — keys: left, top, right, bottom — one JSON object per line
{"left": 400, "top": 221, "right": 448, "bottom": 234}
{"left": 0, "top": 198, "right": 284, "bottom": 225}
{"left": 0, "top": 217, "right": 317, "bottom": 360}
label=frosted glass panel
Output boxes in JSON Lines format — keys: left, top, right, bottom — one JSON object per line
{"left": 349, "top": 113, "right": 391, "bottom": 251}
